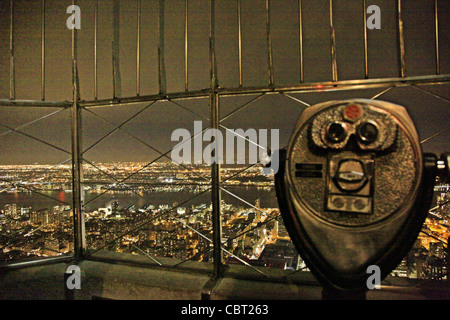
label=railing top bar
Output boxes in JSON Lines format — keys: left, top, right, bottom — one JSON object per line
{"left": 0, "top": 100, "right": 71, "bottom": 108}
{"left": 0, "top": 254, "right": 74, "bottom": 271}
{"left": 80, "top": 90, "right": 211, "bottom": 108}
{"left": 77, "top": 74, "right": 450, "bottom": 108}
{"left": 1, "top": 75, "right": 447, "bottom": 110}
{"left": 217, "top": 74, "right": 450, "bottom": 95}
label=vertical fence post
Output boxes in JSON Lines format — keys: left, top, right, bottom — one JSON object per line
{"left": 9, "top": 0, "right": 15, "bottom": 101}
{"left": 71, "top": 1, "right": 85, "bottom": 261}
{"left": 136, "top": 0, "right": 141, "bottom": 96}
{"left": 210, "top": 0, "right": 223, "bottom": 278}
{"left": 265, "top": 0, "right": 274, "bottom": 87}
{"left": 434, "top": 0, "right": 440, "bottom": 75}
{"left": 71, "top": 63, "right": 84, "bottom": 261}
{"left": 41, "top": 0, "right": 45, "bottom": 101}
{"left": 363, "top": 0, "right": 368, "bottom": 79}
{"left": 397, "top": 0, "right": 406, "bottom": 78}
{"left": 330, "top": 0, "right": 338, "bottom": 82}
{"left": 210, "top": 91, "right": 223, "bottom": 277}
{"left": 298, "top": 0, "right": 304, "bottom": 83}
{"left": 184, "top": 0, "right": 189, "bottom": 92}
{"left": 237, "top": 0, "right": 243, "bottom": 87}
{"left": 112, "top": 0, "right": 122, "bottom": 98}
{"left": 94, "top": 0, "right": 98, "bottom": 100}
{"left": 158, "top": 0, "right": 166, "bottom": 95}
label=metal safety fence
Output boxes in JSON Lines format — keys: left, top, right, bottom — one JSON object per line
{"left": 0, "top": 0, "right": 448, "bottom": 283}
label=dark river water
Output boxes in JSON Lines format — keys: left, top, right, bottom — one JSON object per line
{"left": 0, "top": 187, "right": 279, "bottom": 212}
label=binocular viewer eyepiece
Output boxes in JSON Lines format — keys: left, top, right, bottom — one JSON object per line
{"left": 274, "top": 99, "right": 448, "bottom": 296}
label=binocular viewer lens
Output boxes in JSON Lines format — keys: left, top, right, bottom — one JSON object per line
{"left": 318, "top": 103, "right": 388, "bottom": 151}
{"left": 325, "top": 120, "right": 380, "bottom": 145}
{"left": 358, "top": 122, "right": 378, "bottom": 144}
{"left": 326, "top": 122, "right": 347, "bottom": 143}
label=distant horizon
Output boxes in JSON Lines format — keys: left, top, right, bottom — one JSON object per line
{"left": 0, "top": 160, "right": 265, "bottom": 167}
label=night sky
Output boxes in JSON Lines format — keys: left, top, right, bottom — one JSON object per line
{"left": 0, "top": 0, "right": 448, "bottom": 165}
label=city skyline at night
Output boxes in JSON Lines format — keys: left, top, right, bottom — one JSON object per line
{"left": 0, "top": 161, "right": 448, "bottom": 281}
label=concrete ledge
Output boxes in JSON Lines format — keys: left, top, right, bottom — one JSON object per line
{"left": 0, "top": 253, "right": 449, "bottom": 300}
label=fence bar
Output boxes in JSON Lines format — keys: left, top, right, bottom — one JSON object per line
{"left": 9, "top": 0, "right": 15, "bottom": 100}
{"left": 136, "top": 0, "right": 141, "bottom": 96}
{"left": 112, "top": 0, "right": 122, "bottom": 98}
{"left": 434, "top": 0, "right": 440, "bottom": 75}
{"left": 265, "top": 0, "right": 274, "bottom": 86}
{"left": 299, "top": 0, "right": 304, "bottom": 83}
{"left": 184, "top": 0, "right": 188, "bottom": 91}
{"left": 237, "top": 0, "right": 243, "bottom": 87}
{"left": 71, "top": 0, "right": 85, "bottom": 261}
{"left": 112, "top": 54, "right": 116, "bottom": 98}
{"left": 363, "top": 0, "right": 368, "bottom": 79}
{"left": 211, "top": 92, "right": 223, "bottom": 277}
{"left": 397, "top": 0, "right": 406, "bottom": 77}
{"left": 94, "top": 0, "right": 98, "bottom": 100}
{"left": 75, "top": 73, "right": 450, "bottom": 108}
{"left": 370, "top": 86, "right": 394, "bottom": 100}
{"left": 0, "top": 99, "right": 71, "bottom": 108}
{"left": 71, "top": 64, "right": 84, "bottom": 261}
{"left": 41, "top": 0, "right": 45, "bottom": 101}
{"left": 330, "top": 0, "right": 338, "bottom": 81}
{"left": 158, "top": 0, "right": 167, "bottom": 94}
{"left": 210, "top": 0, "right": 223, "bottom": 278}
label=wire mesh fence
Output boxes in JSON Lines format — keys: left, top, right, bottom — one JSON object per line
{"left": 0, "top": 0, "right": 448, "bottom": 281}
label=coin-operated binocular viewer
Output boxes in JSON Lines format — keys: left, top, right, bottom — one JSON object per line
{"left": 274, "top": 99, "right": 449, "bottom": 299}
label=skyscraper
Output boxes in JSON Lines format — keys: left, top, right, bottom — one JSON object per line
{"left": 111, "top": 200, "right": 119, "bottom": 217}
{"left": 4, "top": 204, "right": 17, "bottom": 218}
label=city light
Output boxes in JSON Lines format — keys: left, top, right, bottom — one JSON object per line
{"left": 0, "top": 162, "right": 447, "bottom": 280}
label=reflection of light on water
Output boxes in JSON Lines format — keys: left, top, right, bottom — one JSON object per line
{"left": 58, "top": 191, "right": 66, "bottom": 203}
{"left": 1, "top": 188, "right": 277, "bottom": 212}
